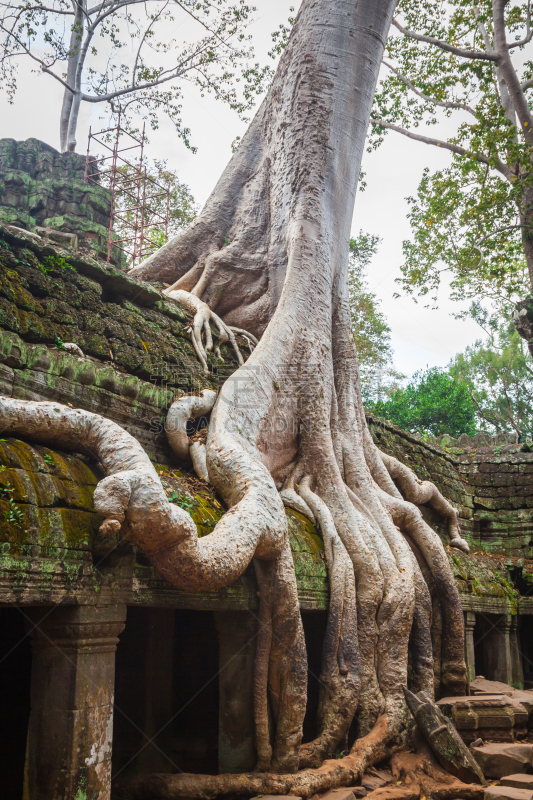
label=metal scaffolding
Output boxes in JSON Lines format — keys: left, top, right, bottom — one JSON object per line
{"left": 84, "top": 113, "right": 170, "bottom": 266}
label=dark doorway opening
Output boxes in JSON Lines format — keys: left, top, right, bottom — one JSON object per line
{"left": 473, "top": 614, "right": 489, "bottom": 679}
{"left": 301, "top": 611, "right": 328, "bottom": 746}
{"left": 173, "top": 609, "right": 219, "bottom": 774}
{"left": 0, "top": 607, "right": 32, "bottom": 800}
{"left": 521, "top": 615, "right": 533, "bottom": 687}
{"left": 113, "top": 607, "right": 220, "bottom": 782}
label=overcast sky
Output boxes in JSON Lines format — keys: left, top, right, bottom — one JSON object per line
{"left": 0, "top": 0, "right": 485, "bottom": 378}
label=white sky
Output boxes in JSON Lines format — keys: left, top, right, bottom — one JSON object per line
{"left": 0, "top": 0, "right": 485, "bottom": 377}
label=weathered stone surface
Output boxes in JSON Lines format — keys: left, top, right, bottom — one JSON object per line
{"left": 0, "top": 436, "right": 328, "bottom": 610}
{"left": 361, "top": 775, "right": 388, "bottom": 791}
{"left": 472, "top": 744, "right": 533, "bottom": 779}
{"left": 26, "top": 603, "right": 126, "bottom": 800}
{"left": 321, "top": 788, "right": 366, "bottom": 800}
{"left": 501, "top": 776, "right": 533, "bottom": 790}
{"left": 485, "top": 787, "right": 533, "bottom": 800}
{"left": 471, "top": 679, "right": 533, "bottom": 716}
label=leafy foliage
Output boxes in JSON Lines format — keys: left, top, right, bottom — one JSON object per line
{"left": 369, "top": 366, "right": 477, "bottom": 437}
{"left": 449, "top": 308, "right": 533, "bottom": 440}
{"left": 348, "top": 232, "right": 404, "bottom": 401}
{"left": 370, "top": 0, "right": 533, "bottom": 319}
{"left": 0, "top": 0, "right": 274, "bottom": 151}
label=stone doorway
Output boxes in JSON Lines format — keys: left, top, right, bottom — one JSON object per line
{"left": 112, "top": 607, "right": 221, "bottom": 781}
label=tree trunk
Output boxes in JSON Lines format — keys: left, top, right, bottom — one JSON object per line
{"left": 60, "top": 0, "right": 85, "bottom": 153}
{"left": 0, "top": 0, "right": 469, "bottom": 793}
{"left": 513, "top": 186, "right": 533, "bottom": 356}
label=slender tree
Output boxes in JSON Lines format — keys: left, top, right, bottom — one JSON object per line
{"left": 369, "top": 0, "right": 533, "bottom": 332}
{"left": 0, "top": 0, "right": 272, "bottom": 152}
{"left": 0, "top": 0, "right": 470, "bottom": 795}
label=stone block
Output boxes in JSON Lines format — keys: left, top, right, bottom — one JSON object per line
{"left": 251, "top": 796, "right": 302, "bottom": 800}
{"left": 320, "top": 789, "right": 367, "bottom": 800}
{"left": 35, "top": 227, "right": 78, "bottom": 250}
{"left": 501, "top": 776, "right": 533, "bottom": 790}
{"left": 472, "top": 743, "right": 533, "bottom": 778}
{"left": 484, "top": 787, "right": 533, "bottom": 800}
{"left": 471, "top": 678, "right": 533, "bottom": 717}
{"left": 438, "top": 695, "right": 528, "bottom": 743}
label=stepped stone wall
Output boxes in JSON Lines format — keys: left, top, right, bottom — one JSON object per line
{"left": 0, "top": 137, "right": 112, "bottom": 259}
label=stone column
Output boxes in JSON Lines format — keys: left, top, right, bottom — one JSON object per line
{"left": 214, "top": 610, "right": 257, "bottom": 773}
{"left": 484, "top": 614, "right": 513, "bottom": 684}
{"left": 510, "top": 615, "right": 524, "bottom": 689}
{"left": 27, "top": 603, "right": 126, "bottom": 800}
{"left": 464, "top": 611, "right": 476, "bottom": 683}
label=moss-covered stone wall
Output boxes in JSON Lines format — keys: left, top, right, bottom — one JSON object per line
{"left": 0, "top": 138, "right": 112, "bottom": 258}
{"left": 0, "top": 437, "right": 328, "bottom": 609}
{"left": 1, "top": 221, "right": 533, "bottom": 615}
{"left": 368, "top": 416, "right": 533, "bottom": 613}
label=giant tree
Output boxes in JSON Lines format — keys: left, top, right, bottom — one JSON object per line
{"left": 0, "top": 0, "right": 470, "bottom": 795}
{"left": 370, "top": 0, "right": 533, "bottom": 337}
{"left": 0, "top": 0, "right": 271, "bottom": 152}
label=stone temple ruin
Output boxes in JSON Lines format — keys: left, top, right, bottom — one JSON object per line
{"left": 3, "top": 140, "right": 533, "bottom": 799}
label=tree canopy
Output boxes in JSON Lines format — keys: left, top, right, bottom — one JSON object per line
{"left": 370, "top": 366, "right": 477, "bottom": 437}
{"left": 0, "top": 0, "right": 273, "bottom": 152}
{"left": 370, "top": 0, "right": 533, "bottom": 330}
{"left": 449, "top": 308, "right": 533, "bottom": 440}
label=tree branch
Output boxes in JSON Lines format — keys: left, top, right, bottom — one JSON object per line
{"left": 392, "top": 17, "right": 499, "bottom": 62}
{"left": 1, "top": 3, "right": 75, "bottom": 15}
{"left": 81, "top": 61, "right": 194, "bottom": 102}
{"left": 521, "top": 77, "right": 533, "bottom": 92}
{"left": 508, "top": 0, "right": 532, "bottom": 49}
{"left": 382, "top": 59, "right": 477, "bottom": 115}
{"left": 370, "top": 118, "right": 511, "bottom": 178}
{"left": 0, "top": 22, "right": 75, "bottom": 92}
{"left": 132, "top": 2, "right": 169, "bottom": 88}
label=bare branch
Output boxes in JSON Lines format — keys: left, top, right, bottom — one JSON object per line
{"left": 522, "top": 78, "right": 533, "bottom": 92}
{"left": 0, "top": 21, "right": 75, "bottom": 92}
{"left": 132, "top": 2, "right": 169, "bottom": 88}
{"left": 370, "top": 117, "right": 511, "bottom": 178}
{"left": 1, "top": 3, "right": 75, "bottom": 14}
{"left": 392, "top": 17, "right": 499, "bottom": 61}
{"left": 508, "top": 30, "right": 533, "bottom": 48}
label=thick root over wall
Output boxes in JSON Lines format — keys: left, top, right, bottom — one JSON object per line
{"left": 0, "top": 0, "right": 471, "bottom": 796}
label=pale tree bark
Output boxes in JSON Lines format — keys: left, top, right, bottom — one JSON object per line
{"left": 59, "top": 0, "right": 85, "bottom": 152}
{"left": 0, "top": 0, "right": 469, "bottom": 794}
